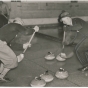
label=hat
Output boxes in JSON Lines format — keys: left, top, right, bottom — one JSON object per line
{"left": 13, "top": 17, "right": 24, "bottom": 26}
{"left": 60, "top": 11, "right": 70, "bottom": 18}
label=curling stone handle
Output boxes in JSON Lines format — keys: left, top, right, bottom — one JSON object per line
{"left": 35, "top": 77, "right": 38, "bottom": 79}
{"left": 35, "top": 77, "right": 42, "bottom": 80}
{"left": 59, "top": 68, "right": 65, "bottom": 71}
{"left": 44, "top": 70, "right": 49, "bottom": 75}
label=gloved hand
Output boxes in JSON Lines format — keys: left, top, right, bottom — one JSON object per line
{"left": 33, "top": 26, "right": 39, "bottom": 32}
{"left": 17, "top": 54, "right": 24, "bottom": 62}
{"left": 23, "top": 42, "right": 31, "bottom": 49}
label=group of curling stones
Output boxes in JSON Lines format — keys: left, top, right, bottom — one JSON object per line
{"left": 30, "top": 51, "right": 69, "bottom": 86}
{"left": 30, "top": 68, "right": 68, "bottom": 87}
{"left": 45, "top": 50, "right": 74, "bottom": 61}
{"left": 30, "top": 70, "right": 54, "bottom": 87}
{"left": 45, "top": 52, "right": 67, "bottom": 61}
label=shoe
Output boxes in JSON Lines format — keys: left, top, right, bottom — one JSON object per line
{"left": 0, "top": 77, "right": 13, "bottom": 83}
{"left": 67, "top": 42, "right": 77, "bottom": 46}
{"left": 72, "top": 42, "right": 77, "bottom": 46}
{"left": 78, "top": 66, "right": 88, "bottom": 72}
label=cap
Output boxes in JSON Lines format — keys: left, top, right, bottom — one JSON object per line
{"left": 60, "top": 11, "right": 70, "bottom": 18}
{"left": 13, "top": 17, "right": 24, "bottom": 26}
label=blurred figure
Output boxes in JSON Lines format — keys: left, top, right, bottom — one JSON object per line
{"left": 0, "top": 14, "right": 8, "bottom": 28}
{"left": 0, "top": 1, "right": 10, "bottom": 19}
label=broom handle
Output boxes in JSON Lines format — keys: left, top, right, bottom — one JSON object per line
{"left": 2, "top": 14, "right": 12, "bottom": 23}
{"left": 23, "top": 31, "right": 36, "bottom": 54}
{"left": 62, "top": 31, "right": 65, "bottom": 50}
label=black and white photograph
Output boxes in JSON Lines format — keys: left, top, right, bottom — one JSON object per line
{"left": 0, "top": 0, "right": 88, "bottom": 87}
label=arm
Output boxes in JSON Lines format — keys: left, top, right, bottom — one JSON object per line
{"left": 16, "top": 25, "right": 34, "bottom": 36}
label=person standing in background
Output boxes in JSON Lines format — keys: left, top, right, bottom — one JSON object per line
{"left": 0, "top": 1, "right": 10, "bottom": 19}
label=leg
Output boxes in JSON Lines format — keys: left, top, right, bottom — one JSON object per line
{"left": 75, "top": 37, "right": 88, "bottom": 71}
{"left": 0, "top": 53, "right": 24, "bottom": 82}
{"left": 0, "top": 40, "right": 18, "bottom": 81}
{"left": 58, "top": 27, "right": 64, "bottom": 41}
{"left": 0, "top": 68, "right": 10, "bottom": 81}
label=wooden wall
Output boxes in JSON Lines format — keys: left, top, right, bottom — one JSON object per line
{"left": 5, "top": 1, "right": 88, "bottom": 19}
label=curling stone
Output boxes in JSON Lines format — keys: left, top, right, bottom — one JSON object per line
{"left": 45, "top": 52, "right": 55, "bottom": 60}
{"left": 30, "top": 77, "right": 46, "bottom": 87}
{"left": 40, "top": 70, "right": 54, "bottom": 82}
{"left": 56, "top": 53, "right": 67, "bottom": 61}
{"left": 55, "top": 68, "right": 68, "bottom": 79}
